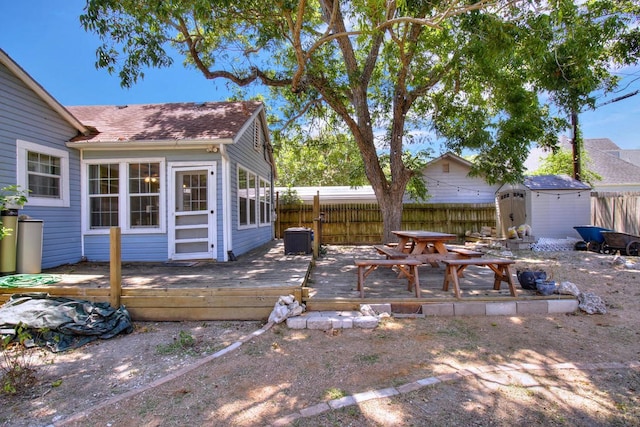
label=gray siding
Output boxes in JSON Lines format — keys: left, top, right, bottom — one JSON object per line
{"left": 0, "top": 62, "right": 82, "bottom": 268}
{"left": 421, "top": 158, "right": 500, "bottom": 204}
{"left": 84, "top": 234, "right": 168, "bottom": 262}
{"left": 80, "top": 149, "right": 222, "bottom": 262}
{"left": 227, "top": 118, "right": 274, "bottom": 256}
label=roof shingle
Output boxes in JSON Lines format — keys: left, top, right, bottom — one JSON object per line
{"left": 67, "top": 101, "right": 262, "bottom": 143}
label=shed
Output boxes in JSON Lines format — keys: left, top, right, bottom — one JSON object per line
{"left": 496, "top": 175, "right": 591, "bottom": 239}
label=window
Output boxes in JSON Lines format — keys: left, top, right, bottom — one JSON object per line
{"left": 129, "top": 163, "right": 160, "bottom": 228}
{"left": 85, "top": 160, "right": 164, "bottom": 233}
{"left": 259, "top": 178, "right": 271, "bottom": 224}
{"left": 17, "top": 140, "right": 70, "bottom": 207}
{"left": 237, "top": 165, "right": 271, "bottom": 229}
{"left": 89, "top": 164, "right": 119, "bottom": 228}
{"left": 238, "top": 166, "right": 257, "bottom": 227}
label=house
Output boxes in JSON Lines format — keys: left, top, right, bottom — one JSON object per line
{"left": 1, "top": 48, "right": 276, "bottom": 268}
{"left": 420, "top": 152, "right": 501, "bottom": 204}
{"left": 277, "top": 152, "right": 500, "bottom": 205}
{"left": 525, "top": 137, "right": 640, "bottom": 193}
{"left": 495, "top": 175, "right": 591, "bottom": 240}
{"left": 67, "top": 101, "right": 275, "bottom": 262}
{"left": 1, "top": 48, "right": 87, "bottom": 269}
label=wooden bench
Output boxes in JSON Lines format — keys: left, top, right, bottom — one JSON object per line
{"left": 374, "top": 244, "right": 409, "bottom": 259}
{"left": 445, "top": 246, "right": 484, "bottom": 258}
{"left": 354, "top": 259, "right": 422, "bottom": 298}
{"left": 441, "top": 258, "right": 517, "bottom": 299}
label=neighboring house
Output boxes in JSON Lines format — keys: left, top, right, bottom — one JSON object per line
{"left": 275, "top": 185, "right": 378, "bottom": 204}
{"left": 1, "top": 48, "right": 87, "bottom": 269}
{"left": 496, "top": 175, "right": 591, "bottom": 239}
{"left": 1, "top": 48, "right": 276, "bottom": 267}
{"left": 277, "top": 152, "right": 500, "bottom": 205}
{"left": 525, "top": 137, "right": 640, "bottom": 193}
{"left": 420, "top": 152, "right": 501, "bottom": 204}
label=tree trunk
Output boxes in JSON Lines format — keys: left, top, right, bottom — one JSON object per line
{"left": 377, "top": 188, "right": 405, "bottom": 243}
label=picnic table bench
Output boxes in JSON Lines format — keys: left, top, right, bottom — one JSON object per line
{"left": 374, "top": 244, "right": 409, "bottom": 259}
{"left": 445, "top": 246, "right": 484, "bottom": 258}
{"left": 354, "top": 258, "right": 422, "bottom": 298}
{"left": 442, "top": 258, "right": 517, "bottom": 299}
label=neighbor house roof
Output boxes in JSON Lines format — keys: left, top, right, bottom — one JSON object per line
{"left": 424, "top": 151, "right": 473, "bottom": 169}
{"left": 525, "top": 137, "right": 640, "bottom": 186}
{"left": 0, "top": 48, "right": 88, "bottom": 135}
{"left": 580, "top": 138, "right": 640, "bottom": 186}
{"left": 67, "top": 101, "right": 264, "bottom": 147}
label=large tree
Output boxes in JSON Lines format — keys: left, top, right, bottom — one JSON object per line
{"left": 80, "top": 0, "right": 635, "bottom": 242}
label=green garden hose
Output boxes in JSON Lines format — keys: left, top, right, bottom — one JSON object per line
{"left": 0, "top": 274, "right": 62, "bottom": 288}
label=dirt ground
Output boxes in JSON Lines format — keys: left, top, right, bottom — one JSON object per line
{"left": 1, "top": 247, "right": 639, "bottom": 427}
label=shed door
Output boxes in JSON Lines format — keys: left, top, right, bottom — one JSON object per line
{"left": 168, "top": 164, "right": 216, "bottom": 260}
{"left": 498, "top": 191, "right": 527, "bottom": 237}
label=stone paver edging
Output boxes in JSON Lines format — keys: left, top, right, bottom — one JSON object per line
{"left": 269, "top": 360, "right": 640, "bottom": 426}
{"left": 54, "top": 318, "right": 638, "bottom": 427}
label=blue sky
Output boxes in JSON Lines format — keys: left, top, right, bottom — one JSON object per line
{"left": 2, "top": 1, "right": 640, "bottom": 150}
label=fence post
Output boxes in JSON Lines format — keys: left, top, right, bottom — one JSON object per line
{"left": 109, "top": 227, "right": 122, "bottom": 309}
{"left": 276, "top": 191, "right": 281, "bottom": 238}
{"left": 313, "top": 193, "right": 320, "bottom": 259}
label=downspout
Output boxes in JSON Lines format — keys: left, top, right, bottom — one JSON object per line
{"left": 79, "top": 149, "right": 86, "bottom": 260}
{"left": 220, "top": 145, "right": 232, "bottom": 261}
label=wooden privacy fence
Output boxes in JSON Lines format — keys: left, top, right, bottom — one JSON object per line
{"left": 276, "top": 202, "right": 497, "bottom": 244}
{"left": 591, "top": 192, "right": 640, "bottom": 235}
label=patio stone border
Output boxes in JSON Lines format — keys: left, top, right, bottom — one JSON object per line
{"left": 286, "top": 298, "right": 580, "bottom": 329}
{"left": 269, "top": 360, "right": 640, "bottom": 426}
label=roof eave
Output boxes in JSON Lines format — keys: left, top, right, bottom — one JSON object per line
{"left": 0, "top": 49, "right": 89, "bottom": 135}
{"left": 65, "top": 138, "right": 235, "bottom": 150}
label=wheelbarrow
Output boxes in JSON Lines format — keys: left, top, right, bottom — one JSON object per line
{"left": 573, "top": 225, "right": 613, "bottom": 253}
{"left": 601, "top": 231, "right": 640, "bottom": 256}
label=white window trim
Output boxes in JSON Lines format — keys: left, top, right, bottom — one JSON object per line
{"left": 82, "top": 158, "right": 166, "bottom": 235}
{"left": 259, "top": 176, "right": 272, "bottom": 226}
{"left": 237, "top": 165, "right": 258, "bottom": 230}
{"left": 16, "top": 139, "right": 70, "bottom": 207}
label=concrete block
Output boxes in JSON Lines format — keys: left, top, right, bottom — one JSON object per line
{"left": 306, "top": 316, "right": 332, "bottom": 330}
{"left": 365, "top": 303, "right": 392, "bottom": 314}
{"left": 299, "top": 402, "right": 330, "bottom": 417}
{"left": 396, "top": 381, "right": 423, "bottom": 394}
{"left": 286, "top": 316, "right": 307, "bottom": 329}
{"left": 548, "top": 298, "right": 579, "bottom": 313}
{"left": 516, "top": 300, "right": 549, "bottom": 314}
{"left": 328, "top": 395, "right": 356, "bottom": 409}
{"left": 421, "top": 303, "right": 454, "bottom": 316}
{"left": 352, "top": 387, "right": 399, "bottom": 403}
{"left": 486, "top": 302, "right": 517, "bottom": 316}
{"left": 417, "top": 377, "right": 441, "bottom": 387}
{"left": 353, "top": 315, "right": 379, "bottom": 329}
{"left": 453, "top": 302, "right": 486, "bottom": 316}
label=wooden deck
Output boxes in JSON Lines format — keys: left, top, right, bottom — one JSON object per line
{"left": 0, "top": 241, "right": 570, "bottom": 320}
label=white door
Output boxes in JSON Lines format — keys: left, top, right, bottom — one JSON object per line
{"left": 168, "top": 163, "right": 216, "bottom": 260}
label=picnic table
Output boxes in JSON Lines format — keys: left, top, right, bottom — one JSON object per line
{"left": 387, "top": 230, "right": 483, "bottom": 266}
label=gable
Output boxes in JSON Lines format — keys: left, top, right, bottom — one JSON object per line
{"left": 0, "top": 49, "right": 87, "bottom": 135}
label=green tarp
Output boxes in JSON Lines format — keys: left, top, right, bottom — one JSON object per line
{"left": 0, "top": 293, "right": 133, "bottom": 352}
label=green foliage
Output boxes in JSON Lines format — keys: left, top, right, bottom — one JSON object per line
{"left": 277, "top": 188, "right": 302, "bottom": 205}
{"left": 155, "top": 331, "right": 196, "bottom": 356}
{"left": 531, "top": 147, "right": 602, "bottom": 186}
{"left": 1, "top": 324, "right": 53, "bottom": 395}
{"left": 0, "top": 185, "right": 29, "bottom": 240}
{"left": 274, "top": 127, "right": 368, "bottom": 188}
